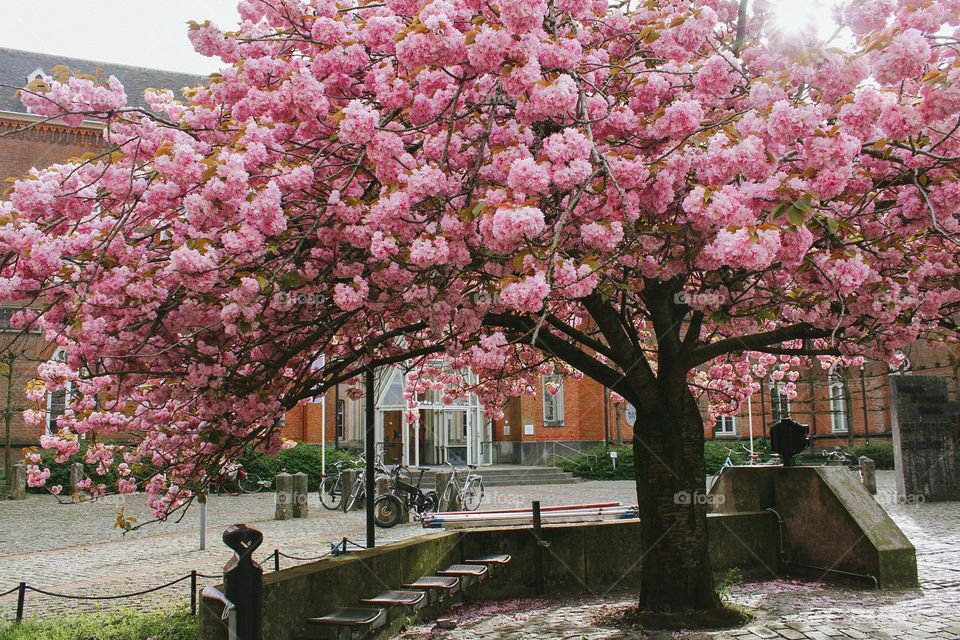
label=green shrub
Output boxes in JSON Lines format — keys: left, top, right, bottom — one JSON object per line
{"left": 238, "top": 443, "right": 361, "bottom": 491}
{"left": 555, "top": 439, "right": 774, "bottom": 479}
{"left": 0, "top": 606, "right": 197, "bottom": 640}
{"left": 847, "top": 443, "right": 895, "bottom": 470}
{"left": 27, "top": 441, "right": 120, "bottom": 494}
{"left": 554, "top": 444, "right": 633, "bottom": 480}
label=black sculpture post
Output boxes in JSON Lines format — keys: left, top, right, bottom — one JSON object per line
{"left": 365, "top": 367, "right": 376, "bottom": 549}
{"left": 222, "top": 524, "right": 264, "bottom": 640}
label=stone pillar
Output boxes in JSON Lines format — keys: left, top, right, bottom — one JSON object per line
{"left": 860, "top": 456, "right": 877, "bottom": 495}
{"left": 435, "top": 471, "right": 460, "bottom": 511}
{"left": 291, "top": 472, "right": 309, "bottom": 518}
{"left": 9, "top": 463, "right": 25, "bottom": 500}
{"left": 274, "top": 472, "right": 293, "bottom": 520}
{"left": 69, "top": 462, "right": 84, "bottom": 492}
{"left": 341, "top": 469, "right": 357, "bottom": 512}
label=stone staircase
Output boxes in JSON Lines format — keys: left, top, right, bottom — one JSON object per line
{"left": 411, "top": 466, "right": 580, "bottom": 489}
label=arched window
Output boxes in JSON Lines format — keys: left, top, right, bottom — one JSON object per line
{"left": 828, "top": 374, "right": 849, "bottom": 433}
{"left": 770, "top": 379, "right": 791, "bottom": 423}
{"left": 542, "top": 375, "right": 564, "bottom": 425}
{"left": 45, "top": 349, "right": 71, "bottom": 435}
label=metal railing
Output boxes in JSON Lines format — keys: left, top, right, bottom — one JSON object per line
{"left": 0, "top": 540, "right": 362, "bottom": 623}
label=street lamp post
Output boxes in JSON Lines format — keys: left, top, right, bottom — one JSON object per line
{"left": 860, "top": 363, "right": 870, "bottom": 446}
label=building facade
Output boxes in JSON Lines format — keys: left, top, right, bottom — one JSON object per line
{"left": 0, "top": 49, "right": 200, "bottom": 464}
{"left": 284, "top": 365, "right": 633, "bottom": 467}
{"left": 703, "top": 339, "right": 960, "bottom": 449}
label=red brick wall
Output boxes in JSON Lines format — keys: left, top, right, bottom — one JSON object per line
{"left": 281, "top": 389, "right": 337, "bottom": 443}
{"left": 495, "top": 376, "right": 632, "bottom": 444}
{"left": 704, "top": 340, "right": 959, "bottom": 445}
{"left": 0, "top": 118, "right": 106, "bottom": 183}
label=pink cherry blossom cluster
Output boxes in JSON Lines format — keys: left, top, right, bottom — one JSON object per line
{"left": 3, "top": 0, "right": 959, "bottom": 517}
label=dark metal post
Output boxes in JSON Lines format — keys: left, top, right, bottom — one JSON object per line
{"left": 15, "top": 581, "right": 25, "bottom": 623}
{"left": 860, "top": 364, "right": 870, "bottom": 445}
{"left": 365, "top": 367, "right": 376, "bottom": 549}
{"left": 334, "top": 384, "right": 340, "bottom": 450}
{"left": 273, "top": 549, "right": 280, "bottom": 572}
{"left": 222, "top": 524, "right": 264, "bottom": 640}
{"left": 532, "top": 501, "right": 544, "bottom": 595}
{"left": 759, "top": 383, "right": 768, "bottom": 440}
{"left": 190, "top": 570, "right": 197, "bottom": 616}
{"left": 603, "top": 387, "right": 610, "bottom": 447}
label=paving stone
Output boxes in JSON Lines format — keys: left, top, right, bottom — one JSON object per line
{"left": 4, "top": 470, "right": 959, "bottom": 640}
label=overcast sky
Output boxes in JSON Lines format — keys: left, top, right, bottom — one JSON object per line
{"left": 2, "top": 1, "right": 241, "bottom": 75}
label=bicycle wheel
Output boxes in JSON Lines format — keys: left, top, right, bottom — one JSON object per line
{"left": 239, "top": 473, "right": 265, "bottom": 493}
{"left": 423, "top": 490, "right": 440, "bottom": 513}
{"left": 373, "top": 494, "right": 405, "bottom": 528}
{"left": 319, "top": 475, "right": 343, "bottom": 510}
{"left": 462, "top": 478, "right": 484, "bottom": 511}
{"left": 345, "top": 479, "right": 364, "bottom": 511}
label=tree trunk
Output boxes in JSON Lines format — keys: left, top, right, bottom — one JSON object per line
{"left": 633, "top": 384, "right": 720, "bottom": 611}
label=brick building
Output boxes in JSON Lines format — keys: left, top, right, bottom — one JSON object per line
{"left": 703, "top": 339, "right": 960, "bottom": 450}
{"left": 0, "top": 49, "right": 200, "bottom": 465}
{"left": 285, "top": 366, "right": 630, "bottom": 467}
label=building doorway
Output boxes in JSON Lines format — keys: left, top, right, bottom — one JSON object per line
{"left": 381, "top": 410, "right": 403, "bottom": 465}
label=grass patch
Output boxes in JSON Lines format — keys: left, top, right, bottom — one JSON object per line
{"left": 0, "top": 606, "right": 197, "bottom": 640}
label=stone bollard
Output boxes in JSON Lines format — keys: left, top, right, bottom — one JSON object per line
{"left": 69, "top": 462, "right": 84, "bottom": 493}
{"left": 274, "top": 472, "right": 293, "bottom": 520}
{"left": 435, "top": 471, "right": 461, "bottom": 511}
{"left": 341, "top": 469, "right": 357, "bottom": 512}
{"left": 9, "top": 463, "right": 26, "bottom": 500}
{"left": 860, "top": 456, "right": 877, "bottom": 495}
{"left": 291, "top": 472, "right": 309, "bottom": 518}
{"left": 222, "top": 524, "right": 263, "bottom": 640}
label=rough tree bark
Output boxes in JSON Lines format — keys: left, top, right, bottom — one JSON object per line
{"left": 631, "top": 382, "right": 720, "bottom": 611}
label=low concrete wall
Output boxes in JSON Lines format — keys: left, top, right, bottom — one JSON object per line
{"left": 709, "top": 466, "right": 918, "bottom": 588}
{"left": 200, "top": 514, "right": 774, "bottom": 640}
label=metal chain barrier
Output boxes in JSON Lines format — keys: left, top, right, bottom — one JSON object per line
{"left": 0, "top": 544, "right": 328, "bottom": 623}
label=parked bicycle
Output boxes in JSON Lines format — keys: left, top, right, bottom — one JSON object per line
{"left": 318, "top": 460, "right": 357, "bottom": 510}
{"left": 209, "top": 462, "right": 269, "bottom": 495}
{"left": 821, "top": 448, "right": 864, "bottom": 482}
{"left": 373, "top": 465, "right": 440, "bottom": 528}
{"left": 320, "top": 457, "right": 390, "bottom": 511}
{"left": 439, "top": 461, "right": 484, "bottom": 511}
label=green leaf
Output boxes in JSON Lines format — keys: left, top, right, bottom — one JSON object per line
{"left": 788, "top": 207, "right": 806, "bottom": 227}
{"left": 824, "top": 216, "right": 839, "bottom": 235}
{"left": 793, "top": 198, "right": 812, "bottom": 213}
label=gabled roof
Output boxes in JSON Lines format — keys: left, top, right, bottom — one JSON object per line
{"left": 0, "top": 48, "right": 204, "bottom": 115}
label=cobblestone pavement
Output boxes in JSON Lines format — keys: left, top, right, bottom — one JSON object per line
{"left": 398, "top": 471, "right": 960, "bottom": 640}
{"left": 0, "top": 479, "right": 638, "bottom": 619}
{"left": 3, "top": 472, "right": 959, "bottom": 640}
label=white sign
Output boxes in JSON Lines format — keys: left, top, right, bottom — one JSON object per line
{"left": 524, "top": 423, "right": 534, "bottom": 435}
{"left": 503, "top": 423, "right": 510, "bottom": 436}
{"left": 625, "top": 404, "right": 637, "bottom": 427}
{"left": 609, "top": 451, "right": 618, "bottom": 459}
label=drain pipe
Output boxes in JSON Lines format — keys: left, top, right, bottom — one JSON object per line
{"left": 765, "top": 508, "right": 788, "bottom": 566}
{"left": 765, "top": 508, "right": 879, "bottom": 588}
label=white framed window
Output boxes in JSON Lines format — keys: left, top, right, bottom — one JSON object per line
{"left": 45, "top": 349, "right": 71, "bottom": 435}
{"left": 715, "top": 415, "right": 737, "bottom": 436}
{"left": 542, "top": 374, "right": 564, "bottom": 425}
{"left": 770, "top": 380, "right": 791, "bottom": 423}
{"left": 829, "top": 374, "right": 849, "bottom": 433}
